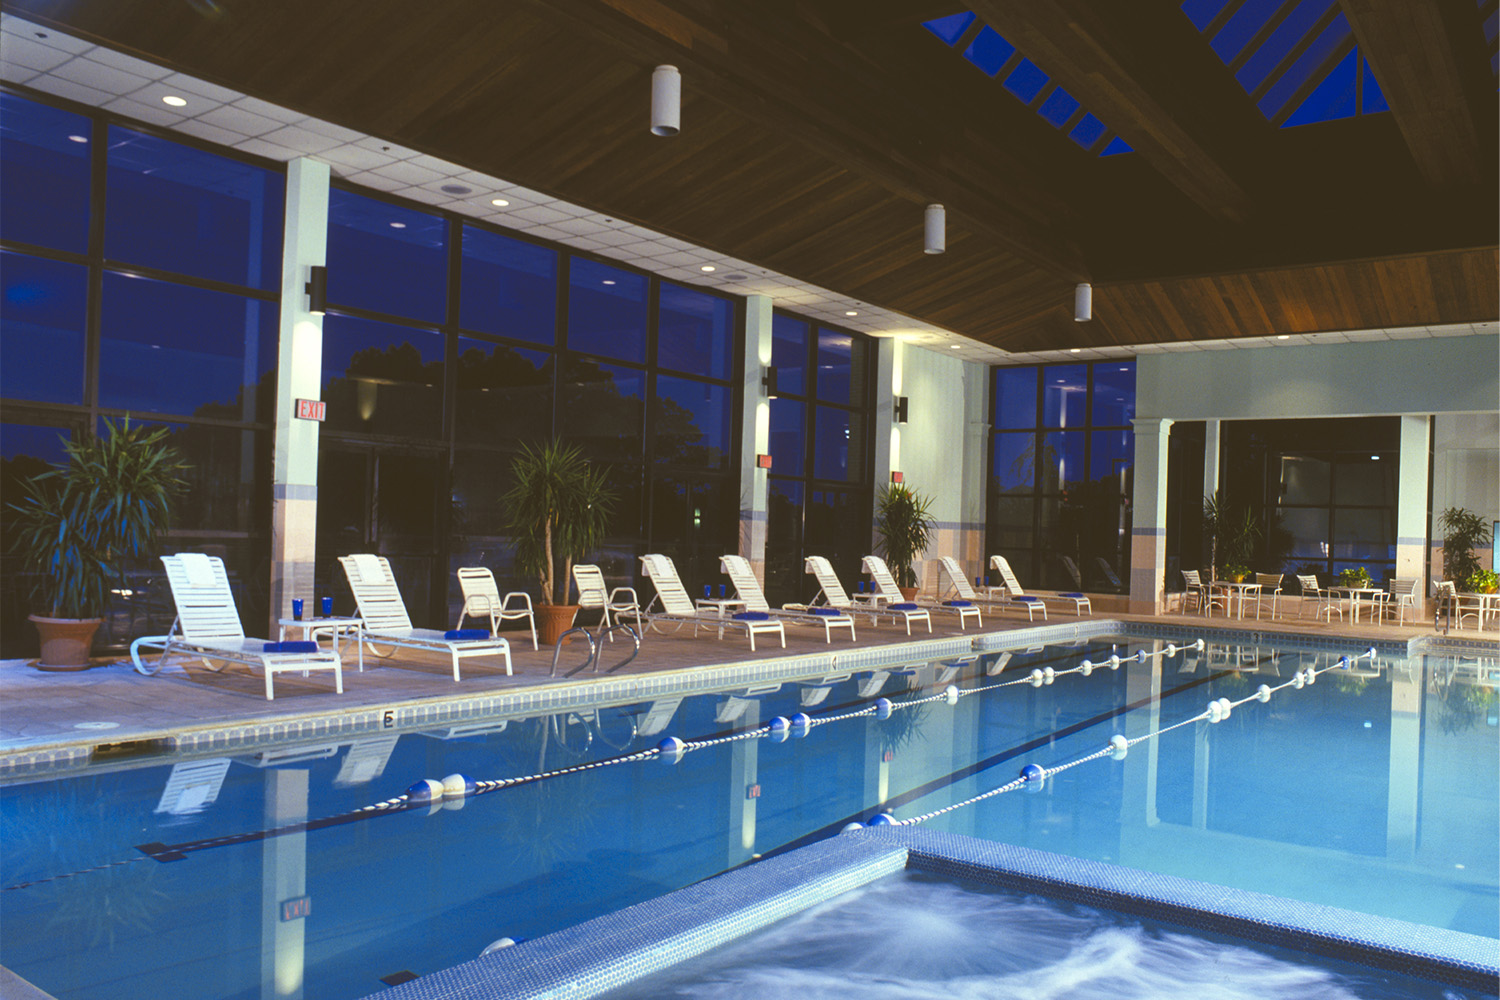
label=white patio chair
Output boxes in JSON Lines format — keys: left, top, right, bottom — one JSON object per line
{"left": 456, "top": 566, "right": 538, "bottom": 649}
{"left": 1436, "top": 581, "right": 1485, "bottom": 630}
{"left": 130, "top": 553, "right": 343, "bottom": 701}
{"left": 340, "top": 554, "right": 512, "bottom": 680}
{"left": 1382, "top": 578, "right": 1420, "bottom": 626}
{"left": 638, "top": 553, "right": 785, "bottom": 651}
{"left": 1253, "top": 573, "right": 1283, "bottom": 620}
{"left": 1180, "top": 569, "right": 1216, "bottom": 616}
{"left": 988, "top": 555, "right": 1058, "bottom": 620}
{"left": 1296, "top": 574, "right": 1342, "bottom": 622}
{"left": 860, "top": 555, "right": 938, "bottom": 633}
{"left": 572, "top": 563, "right": 641, "bottom": 640}
{"left": 720, "top": 555, "right": 855, "bottom": 642}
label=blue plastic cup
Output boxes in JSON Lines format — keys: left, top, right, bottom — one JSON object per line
{"left": 291, "top": 598, "right": 303, "bottom": 621}
{"left": 704, "top": 584, "right": 712, "bottom": 598}
{"left": 719, "top": 584, "right": 727, "bottom": 598}
{"left": 321, "top": 596, "right": 333, "bottom": 617}
{"left": 857, "top": 581, "right": 865, "bottom": 593}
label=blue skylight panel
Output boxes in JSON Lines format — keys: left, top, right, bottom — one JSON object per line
{"left": 1100, "top": 136, "right": 1134, "bottom": 156}
{"left": 1181, "top": 0, "right": 1230, "bottom": 32}
{"left": 963, "top": 26, "right": 1016, "bottom": 77}
{"left": 1361, "top": 57, "right": 1389, "bottom": 113}
{"left": 1211, "top": 0, "right": 1287, "bottom": 62}
{"left": 1038, "top": 87, "right": 1080, "bottom": 127}
{"left": 1283, "top": 47, "right": 1357, "bottom": 126}
{"left": 1257, "top": 12, "right": 1350, "bottom": 118}
{"left": 923, "top": 12, "right": 975, "bottom": 46}
{"left": 1003, "top": 59, "right": 1049, "bottom": 103}
{"left": 1067, "top": 113, "right": 1107, "bottom": 149}
{"left": 1235, "top": 0, "right": 1337, "bottom": 93}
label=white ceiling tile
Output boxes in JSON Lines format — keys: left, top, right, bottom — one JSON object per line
{"left": 51, "top": 55, "right": 150, "bottom": 94}
{"left": 126, "top": 80, "right": 212, "bottom": 117}
{"left": 1, "top": 34, "right": 74, "bottom": 74}
{"left": 453, "top": 169, "right": 502, "bottom": 188}
{"left": 548, "top": 216, "right": 609, "bottom": 237}
{"left": 24, "top": 73, "right": 112, "bottom": 106}
{"left": 519, "top": 223, "right": 570, "bottom": 242}
{"left": 192, "top": 104, "right": 286, "bottom": 136}
{"left": 1471, "top": 321, "right": 1498, "bottom": 335}
{"left": 232, "top": 136, "right": 300, "bottom": 161}
{"left": 1342, "top": 329, "right": 1389, "bottom": 341}
{"left": 81, "top": 47, "right": 171, "bottom": 80}
{"left": 653, "top": 250, "right": 706, "bottom": 267}
{"left": 169, "top": 117, "right": 249, "bottom": 147}
{"left": 368, "top": 158, "right": 445, "bottom": 186}
{"left": 101, "top": 95, "right": 194, "bottom": 127}
{"left": 405, "top": 152, "right": 461, "bottom": 177}
{"left": 295, "top": 117, "right": 363, "bottom": 143}
{"left": 161, "top": 71, "right": 242, "bottom": 104}
{"left": 496, "top": 183, "right": 552, "bottom": 202}
{"left": 354, "top": 136, "right": 420, "bottom": 159}
{"left": 393, "top": 185, "right": 450, "bottom": 205}
{"left": 503, "top": 204, "right": 573, "bottom": 226}
{"left": 1427, "top": 325, "right": 1470, "bottom": 337}
{"left": 579, "top": 227, "right": 638, "bottom": 247}
{"left": 316, "top": 143, "right": 398, "bottom": 173}
{"left": 3, "top": 19, "right": 93, "bottom": 54}
{"left": 609, "top": 240, "right": 661, "bottom": 258}
{"left": 559, "top": 235, "right": 609, "bottom": 251}
{"left": 228, "top": 95, "right": 305, "bottom": 125}
{"left": 591, "top": 243, "right": 637, "bottom": 262}
{"left": 260, "top": 124, "right": 343, "bottom": 155}
{"left": 1381, "top": 326, "right": 1427, "bottom": 339}
{"left": 548, "top": 201, "right": 595, "bottom": 218}
{"left": 347, "top": 169, "right": 406, "bottom": 192}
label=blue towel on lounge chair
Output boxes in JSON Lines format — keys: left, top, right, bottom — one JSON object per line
{"left": 733, "top": 611, "right": 771, "bottom": 621}
{"left": 1014, "top": 595, "right": 1041, "bottom": 603}
{"left": 808, "top": 608, "right": 840, "bottom": 616}
{"left": 943, "top": 600, "right": 973, "bottom": 607}
{"left": 444, "top": 628, "right": 490, "bottom": 640}
{"left": 891, "top": 602, "right": 920, "bottom": 611}
{"left": 1061, "top": 592, "right": 1086, "bottom": 598}
{"left": 263, "top": 641, "right": 319, "bottom": 654}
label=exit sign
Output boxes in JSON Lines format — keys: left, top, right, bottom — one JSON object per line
{"left": 295, "top": 398, "right": 326, "bottom": 421}
{"left": 281, "top": 895, "right": 312, "bottom": 921}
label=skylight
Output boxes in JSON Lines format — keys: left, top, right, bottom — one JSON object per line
{"left": 922, "top": 13, "right": 1134, "bottom": 157}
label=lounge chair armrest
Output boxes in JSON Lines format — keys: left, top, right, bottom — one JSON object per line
{"left": 607, "top": 586, "right": 639, "bottom": 607}
{"left": 500, "top": 591, "right": 534, "bottom": 613}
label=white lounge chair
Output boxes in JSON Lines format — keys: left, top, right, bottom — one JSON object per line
{"left": 638, "top": 553, "right": 785, "bottom": 650}
{"left": 340, "top": 554, "right": 512, "bottom": 680}
{"left": 988, "top": 555, "right": 1060, "bottom": 620}
{"left": 572, "top": 563, "right": 641, "bottom": 639}
{"left": 800, "top": 555, "right": 901, "bottom": 625}
{"left": 937, "top": 556, "right": 1056, "bottom": 622}
{"left": 720, "top": 554, "right": 855, "bottom": 642}
{"left": 860, "top": 555, "right": 938, "bottom": 633}
{"left": 130, "top": 553, "right": 343, "bottom": 701}
{"left": 456, "top": 567, "right": 538, "bottom": 649}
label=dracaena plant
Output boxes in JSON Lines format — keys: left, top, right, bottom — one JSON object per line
{"left": 502, "top": 440, "right": 616, "bottom": 605}
{"left": 874, "top": 483, "right": 936, "bottom": 589}
{"left": 7, "top": 417, "right": 187, "bottom": 619}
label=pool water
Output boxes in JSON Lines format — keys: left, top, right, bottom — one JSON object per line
{"left": 1, "top": 637, "right": 1495, "bottom": 999}
{"left": 601, "top": 872, "right": 1468, "bottom": 1000}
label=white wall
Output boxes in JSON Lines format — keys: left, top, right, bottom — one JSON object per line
{"left": 1137, "top": 334, "right": 1499, "bottom": 420}
{"left": 1432, "top": 412, "right": 1499, "bottom": 579}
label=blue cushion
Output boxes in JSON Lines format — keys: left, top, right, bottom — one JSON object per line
{"left": 808, "top": 607, "right": 840, "bottom": 616}
{"left": 1014, "top": 595, "right": 1041, "bottom": 603}
{"left": 891, "top": 602, "right": 920, "bottom": 611}
{"left": 263, "top": 641, "right": 319, "bottom": 654}
{"left": 733, "top": 611, "right": 771, "bottom": 621}
{"left": 1061, "top": 592, "right": 1086, "bottom": 599}
{"left": 444, "top": 628, "right": 490, "bottom": 640}
{"left": 943, "top": 600, "right": 973, "bottom": 607}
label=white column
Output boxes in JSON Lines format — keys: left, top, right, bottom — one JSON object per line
{"left": 738, "top": 295, "right": 773, "bottom": 582}
{"left": 1203, "top": 418, "right": 1221, "bottom": 500}
{"left": 269, "top": 158, "right": 331, "bottom": 636}
{"left": 260, "top": 769, "right": 308, "bottom": 1000}
{"left": 1395, "top": 415, "right": 1430, "bottom": 590}
{"left": 1130, "top": 418, "right": 1174, "bottom": 614}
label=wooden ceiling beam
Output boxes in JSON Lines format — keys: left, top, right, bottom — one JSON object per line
{"left": 1341, "top": 0, "right": 1491, "bottom": 190}
{"left": 967, "top": 0, "right": 1255, "bottom": 224}
{"left": 514, "top": 0, "right": 1090, "bottom": 279}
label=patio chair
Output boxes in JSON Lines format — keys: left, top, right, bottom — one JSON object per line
{"left": 638, "top": 553, "right": 785, "bottom": 650}
{"left": 1296, "top": 574, "right": 1342, "bottom": 622}
{"left": 936, "top": 556, "right": 1048, "bottom": 622}
{"left": 860, "top": 555, "right": 940, "bottom": 633}
{"left": 720, "top": 554, "right": 855, "bottom": 642}
{"left": 988, "top": 555, "right": 1062, "bottom": 620}
{"left": 340, "top": 554, "right": 512, "bottom": 681}
{"left": 801, "top": 555, "right": 923, "bottom": 631}
{"left": 456, "top": 567, "right": 538, "bottom": 649}
{"left": 130, "top": 553, "right": 343, "bottom": 701}
{"left": 572, "top": 563, "right": 641, "bottom": 640}
{"left": 1435, "top": 581, "right": 1485, "bottom": 630}
{"left": 1253, "top": 573, "right": 1283, "bottom": 620}
{"left": 1180, "top": 569, "right": 1215, "bottom": 616}
{"left": 1382, "top": 578, "right": 1420, "bottom": 626}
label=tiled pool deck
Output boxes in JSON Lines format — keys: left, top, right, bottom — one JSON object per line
{"left": 2, "top": 606, "right": 1493, "bottom": 777}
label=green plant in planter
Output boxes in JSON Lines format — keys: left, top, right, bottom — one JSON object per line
{"left": 1464, "top": 568, "right": 1499, "bottom": 594}
{"left": 1440, "top": 507, "right": 1493, "bottom": 586}
{"left": 874, "top": 483, "right": 936, "bottom": 590}
{"left": 1337, "top": 566, "right": 1373, "bottom": 589}
{"left": 502, "top": 440, "right": 616, "bottom": 606}
{"left": 7, "top": 418, "right": 186, "bottom": 665}
{"left": 1223, "top": 562, "right": 1250, "bottom": 583}
{"left": 1203, "top": 491, "right": 1262, "bottom": 579}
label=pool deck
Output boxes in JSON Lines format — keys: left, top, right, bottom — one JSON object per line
{"left": 1, "top": 602, "right": 1493, "bottom": 774}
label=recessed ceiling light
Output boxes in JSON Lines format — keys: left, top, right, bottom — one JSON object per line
{"left": 1370, "top": 454, "right": 1380, "bottom": 460}
{"left": 602, "top": 279, "right": 616, "bottom": 286}
{"left": 1069, "top": 348, "right": 1081, "bottom": 354}
{"left": 389, "top": 222, "right": 406, "bottom": 229}
{"left": 67, "top": 134, "right": 88, "bottom": 143}
{"left": 1277, "top": 335, "right": 1290, "bottom": 340}
{"left": 440, "top": 184, "right": 472, "bottom": 196}
{"left": 491, "top": 198, "right": 510, "bottom": 207}
{"left": 161, "top": 95, "right": 188, "bottom": 107}
{"left": 700, "top": 265, "right": 716, "bottom": 272}
{"left": 950, "top": 344, "right": 961, "bottom": 350}
{"left": 845, "top": 310, "right": 858, "bottom": 317}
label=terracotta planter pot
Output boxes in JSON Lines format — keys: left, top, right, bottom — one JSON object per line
{"left": 28, "top": 615, "right": 103, "bottom": 671}
{"left": 536, "top": 604, "right": 580, "bottom": 646}
{"left": 898, "top": 587, "right": 919, "bottom": 602}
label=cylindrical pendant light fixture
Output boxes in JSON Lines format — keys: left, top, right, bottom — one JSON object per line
{"left": 651, "top": 65, "right": 681, "bottom": 136}
{"left": 1074, "top": 282, "right": 1092, "bottom": 322}
{"left": 924, "top": 203, "right": 945, "bottom": 254}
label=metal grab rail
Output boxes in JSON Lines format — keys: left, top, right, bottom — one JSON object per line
{"left": 549, "top": 627, "right": 597, "bottom": 678}
{"left": 590, "top": 624, "right": 640, "bottom": 675}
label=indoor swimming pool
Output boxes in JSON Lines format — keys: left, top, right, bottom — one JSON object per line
{"left": 1, "top": 632, "right": 1495, "bottom": 999}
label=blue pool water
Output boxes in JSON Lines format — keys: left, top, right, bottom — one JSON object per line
{"left": 1, "top": 636, "right": 1495, "bottom": 998}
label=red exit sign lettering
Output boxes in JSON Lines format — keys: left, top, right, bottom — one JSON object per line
{"left": 295, "top": 398, "right": 326, "bottom": 422}
{"left": 281, "top": 895, "right": 312, "bottom": 921}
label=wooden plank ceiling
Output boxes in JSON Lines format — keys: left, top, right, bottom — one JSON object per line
{"left": 10, "top": 0, "right": 1496, "bottom": 354}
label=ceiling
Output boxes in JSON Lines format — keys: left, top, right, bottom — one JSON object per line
{"left": 3, "top": 0, "right": 1496, "bottom": 356}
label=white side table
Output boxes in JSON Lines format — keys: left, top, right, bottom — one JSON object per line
{"left": 278, "top": 616, "right": 365, "bottom": 672}
{"left": 695, "top": 597, "right": 747, "bottom": 639}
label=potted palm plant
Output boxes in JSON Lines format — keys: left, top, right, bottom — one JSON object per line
{"left": 7, "top": 418, "right": 186, "bottom": 669}
{"left": 874, "top": 483, "right": 936, "bottom": 599}
{"left": 502, "top": 440, "right": 616, "bottom": 645}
